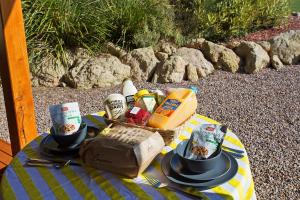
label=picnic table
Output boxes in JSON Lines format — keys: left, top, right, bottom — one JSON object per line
{"left": 0, "top": 112, "right": 256, "bottom": 200}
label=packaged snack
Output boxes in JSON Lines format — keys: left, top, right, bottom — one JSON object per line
{"left": 104, "top": 94, "right": 127, "bottom": 119}
{"left": 49, "top": 102, "right": 82, "bottom": 135}
{"left": 185, "top": 124, "right": 226, "bottom": 159}
{"left": 134, "top": 90, "right": 157, "bottom": 113}
{"left": 149, "top": 89, "right": 166, "bottom": 105}
{"left": 125, "top": 107, "right": 151, "bottom": 126}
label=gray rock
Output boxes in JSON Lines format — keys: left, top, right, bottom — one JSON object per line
{"left": 270, "top": 30, "right": 300, "bottom": 65}
{"left": 175, "top": 47, "right": 214, "bottom": 78}
{"left": 225, "top": 41, "right": 241, "bottom": 50}
{"left": 235, "top": 41, "right": 270, "bottom": 73}
{"left": 122, "top": 47, "right": 159, "bottom": 81}
{"left": 155, "top": 52, "right": 169, "bottom": 62}
{"left": 258, "top": 41, "right": 271, "bottom": 53}
{"left": 201, "top": 41, "right": 240, "bottom": 73}
{"left": 106, "top": 42, "right": 127, "bottom": 59}
{"left": 65, "top": 48, "right": 90, "bottom": 68}
{"left": 186, "top": 64, "right": 199, "bottom": 82}
{"left": 271, "top": 55, "right": 284, "bottom": 70}
{"left": 152, "top": 56, "right": 187, "bottom": 83}
{"left": 64, "top": 54, "right": 131, "bottom": 88}
{"left": 158, "top": 42, "right": 176, "bottom": 55}
{"left": 185, "top": 38, "right": 206, "bottom": 49}
{"left": 292, "top": 12, "right": 300, "bottom": 17}
{"left": 31, "top": 55, "right": 66, "bottom": 87}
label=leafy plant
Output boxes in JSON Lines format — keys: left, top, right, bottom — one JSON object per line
{"left": 173, "top": 0, "right": 290, "bottom": 41}
{"left": 22, "top": 0, "right": 178, "bottom": 66}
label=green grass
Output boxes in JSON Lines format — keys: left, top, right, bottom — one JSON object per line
{"left": 22, "top": 0, "right": 291, "bottom": 68}
{"left": 291, "top": 0, "right": 300, "bottom": 11}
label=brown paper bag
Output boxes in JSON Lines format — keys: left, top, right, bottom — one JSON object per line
{"left": 79, "top": 125, "right": 165, "bottom": 178}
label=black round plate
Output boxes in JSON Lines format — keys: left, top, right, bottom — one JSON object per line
{"left": 161, "top": 151, "right": 238, "bottom": 190}
{"left": 170, "top": 152, "right": 231, "bottom": 181}
{"left": 39, "top": 134, "right": 80, "bottom": 157}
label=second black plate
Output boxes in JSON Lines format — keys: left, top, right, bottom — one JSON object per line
{"left": 39, "top": 134, "right": 80, "bottom": 157}
{"left": 170, "top": 152, "right": 231, "bottom": 181}
{"left": 161, "top": 150, "right": 238, "bottom": 190}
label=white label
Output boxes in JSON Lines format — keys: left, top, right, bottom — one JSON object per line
{"left": 130, "top": 107, "right": 141, "bottom": 115}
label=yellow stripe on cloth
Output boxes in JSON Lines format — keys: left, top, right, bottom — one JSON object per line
{"left": 85, "top": 114, "right": 106, "bottom": 129}
{"left": 178, "top": 134, "right": 188, "bottom": 141}
{"left": 224, "top": 135, "right": 244, "bottom": 149}
{"left": 85, "top": 168, "right": 125, "bottom": 200}
{"left": 245, "top": 179, "right": 255, "bottom": 200}
{"left": 211, "top": 186, "right": 234, "bottom": 200}
{"left": 189, "top": 119, "right": 201, "bottom": 126}
{"left": 169, "top": 141, "right": 177, "bottom": 150}
{"left": 228, "top": 178, "right": 244, "bottom": 200}
{"left": 138, "top": 175, "right": 180, "bottom": 200}
{"left": 120, "top": 178, "right": 153, "bottom": 200}
{"left": 184, "top": 126, "right": 193, "bottom": 134}
{"left": 96, "top": 111, "right": 106, "bottom": 116}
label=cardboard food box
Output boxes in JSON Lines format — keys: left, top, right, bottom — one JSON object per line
{"left": 79, "top": 125, "right": 165, "bottom": 178}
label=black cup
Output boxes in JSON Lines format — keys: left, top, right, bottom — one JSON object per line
{"left": 51, "top": 123, "right": 87, "bottom": 148}
{"left": 174, "top": 140, "right": 222, "bottom": 173}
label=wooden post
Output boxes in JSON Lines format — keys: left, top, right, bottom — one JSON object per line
{"left": 0, "top": 0, "right": 37, "bottom": 155}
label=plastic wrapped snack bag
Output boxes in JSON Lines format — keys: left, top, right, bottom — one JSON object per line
{"left": 49, "top": 102, "right": 82, "bottom": 135}
{"left": 185, "top": 124, "right": 225, "bottom": 160}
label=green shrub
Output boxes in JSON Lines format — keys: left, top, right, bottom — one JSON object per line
{"left": 22, "top": 0, "right": 178, "bottom": 65}
{"left": 98, "top": 0, "right": 178, "bottom": 48}
{"left": 23, "top": 0, "right": 291, "bottom": 67}
{"left": 173, "top": 0, "right": 290, "bottom": 41}
{"left": 23, "top": 0, "right": 110, "bottom": 65}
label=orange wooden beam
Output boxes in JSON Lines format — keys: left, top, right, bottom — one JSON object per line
{"left": 0, "top": 0, "right": 37, "bottom": 156}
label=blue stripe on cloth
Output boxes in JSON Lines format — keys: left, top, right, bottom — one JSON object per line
{"left": 88, "top": 114, "right": 106, "bottom": 124}
{"left": 17, "top": 152, "right": 56, "bottom": 199}
{"left": 69, "top": 166, "right": 110, "bottom": 199}
{"left": 29, "top": 141, "right": 82, "bottom": 199}
{"left": 137, "top": 184, "right": 165, "bottom": 200}
{"left": 202, "top": 192, "right": 226, "bottom": 200}
{"left": 82, "top": 117, "right": 99, "bottom": 129}
{"left": 101, "top": 172, "right": 138, "bottom": 199}
{"left": 4, "top": 167, "right": 30, "bottom": 200}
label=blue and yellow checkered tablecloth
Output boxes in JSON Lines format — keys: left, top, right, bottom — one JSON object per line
{"left": 0, "top": 112, "right": 256, "bottom": 200}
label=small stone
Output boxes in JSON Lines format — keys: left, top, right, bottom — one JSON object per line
{"left": 235, "top": 41, "right": 270, "bottom": 73}
{"left": 270, "top": 30, "right": 300, "bottom": 65}
{"left": 186, "top": 64, "right": 199, "bottom": 82}
{"left": 175, "top": 47, "right": 214, "bottom": 77}
{"left": 152, "top": 56, "right": 187, "bottom": 83}
{"left": 258, "top": 41, "right": 271, "bottom": 52}
{"left": 122, "top": 47, "right": 160, "bottom": 81}
{"left": 185, "top": 38, "right": 206, "bottom": 49}
{"left": 106, "top": 42, "right": 127, "bottom": 58}
{"left": 292, "top": 12, "right": 300, "bottom": 17}
{"left": 31, "top": 54, "right": 66, "bottom": 87}
{"left": 271, "top": 55, "right": 284, "bottom": 70}
{"left": 201, "top": 41, "right": 240, "bottom": 73}
{"left": 158, "top": 42, "right": 176, "bottom": 55}
{"left": 155, "top": 52, "right": 169, "bottom": 62}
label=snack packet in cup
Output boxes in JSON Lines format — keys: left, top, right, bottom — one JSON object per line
{"left": 49, "top": 102, "right": 82, "bottom": 135}
{"left": 185, "top": 124, "right": 225, "bottom": 159}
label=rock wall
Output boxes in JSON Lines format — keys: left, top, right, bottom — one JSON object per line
{"left": 31, "top": 30, "right": 300, "bottom": 88}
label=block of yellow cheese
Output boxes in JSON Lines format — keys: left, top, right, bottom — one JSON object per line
{"left": 147, "top": 88, "right": 197, "bottom": 130}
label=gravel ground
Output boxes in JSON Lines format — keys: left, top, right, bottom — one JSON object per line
{"left": 0, "top": 66, "right": 299, "bottom": 199}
